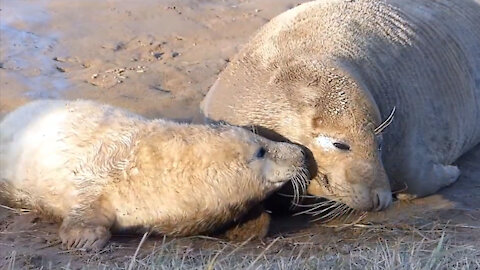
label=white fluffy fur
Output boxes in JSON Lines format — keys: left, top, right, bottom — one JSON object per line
{"left": 0, "top": 99, "right": 307, "bottom": 250}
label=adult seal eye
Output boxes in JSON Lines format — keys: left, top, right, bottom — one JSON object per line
{"left": 333, "top": 142, "right": 350, "bottom": 151}
{"left": 256, "top": 147, "right": 266, "bottom": 158}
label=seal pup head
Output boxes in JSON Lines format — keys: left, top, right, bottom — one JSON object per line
{"left": 192, "top": 124, "right": 310, "bottom": 197}
{"left": 135, "top": 123, "right": 309, "bottom": 235}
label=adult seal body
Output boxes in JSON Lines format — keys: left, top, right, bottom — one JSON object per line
{"left": 201, "top": 0, "right": 480, "bottom": 211}
{"left": 0, "top": 99, "right": 308, "bottom": 250}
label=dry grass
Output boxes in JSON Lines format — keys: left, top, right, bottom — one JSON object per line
{"left": 2, "top": 221, "right": 479, "bottom": 270}
{"left": 2, "top": 201, "right": 479, "bottom": 269}
{"left": 126, "top": 233, "right": 479, "bottom": 270}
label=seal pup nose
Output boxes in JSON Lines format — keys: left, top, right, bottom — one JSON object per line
{"left": 275, "top": 142, "right": 307, "bottom": 164}
{"left": 371, "top": 188, "right": 392, "bottom": 211}
{"left": 294, "top": 147, "right": 307, "bottom": 167}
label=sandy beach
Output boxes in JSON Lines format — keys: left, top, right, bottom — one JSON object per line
{"left": 1, "top": 0, "right": 479, "bottom": 268}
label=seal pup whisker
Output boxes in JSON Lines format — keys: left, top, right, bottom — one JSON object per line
{"left": 290, "top": 178, "right": 300, "bottom": 207}
{"left": 276, "top": 166, "right": 310, "bottom": 208}
{"left": 290, "top": 170, "right": 309, "bottom": 205}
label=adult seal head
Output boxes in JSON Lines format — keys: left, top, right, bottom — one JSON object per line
{"left": 203, "top": 59, "right": 392, "bottom": 212}
{"left": 201, "top": 0, "right": 480, "bottom": 212}
{"left": 0, "top": 99, "right": 308, "bottom": 250}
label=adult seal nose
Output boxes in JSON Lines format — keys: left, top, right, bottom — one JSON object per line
{"left": 372, "top": 188, "right": 393, "bottom": 211}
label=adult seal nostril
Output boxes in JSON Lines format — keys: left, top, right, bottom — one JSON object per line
{"left": 373, "top": 193, "right": 380, "bottom": 212}
{"left": 373, "top": 189, "right": 393, "bottom": 212}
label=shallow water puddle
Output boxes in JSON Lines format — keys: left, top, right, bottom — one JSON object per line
{"left": 0, "top": 0, "right": 70, "bottom": 98}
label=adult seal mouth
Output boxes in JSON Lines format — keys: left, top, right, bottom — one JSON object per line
{"left": 201, "top": 0, "right": 480, "bottom": 213}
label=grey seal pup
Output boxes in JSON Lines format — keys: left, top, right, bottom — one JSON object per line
{"left": 0, "top": 99, "right": 308, "bottom": 250}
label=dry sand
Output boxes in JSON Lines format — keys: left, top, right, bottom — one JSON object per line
{"left": 0, "top": 0, "right": 479, "bottom": 269}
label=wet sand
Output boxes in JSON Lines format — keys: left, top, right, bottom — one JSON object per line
{"left": 0, "top": 0, "right": 305, "bottom": 120}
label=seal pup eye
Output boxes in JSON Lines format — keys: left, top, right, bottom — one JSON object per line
{"left": 255, "top": 147, "right": 267, "bottom": 158}
{"left": 333, "top": 142, "right": 350, "bottom": 151}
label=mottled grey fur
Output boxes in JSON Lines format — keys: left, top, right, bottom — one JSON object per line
{"left": 202, "top": 0, "right": 480, "bottom": 202}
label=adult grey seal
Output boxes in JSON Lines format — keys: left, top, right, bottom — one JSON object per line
{"left": 201, "top": 0, "right": 480, "bottom": 212}
{"left": 0, "top": 99, "right": 308, "bottom": 250}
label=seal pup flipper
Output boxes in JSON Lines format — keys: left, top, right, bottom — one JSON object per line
{"left": 220, "top": 205, "right": 271, "bottom": 241}
{"left": 59, "top": 197, "right": 115, "bottom": 250}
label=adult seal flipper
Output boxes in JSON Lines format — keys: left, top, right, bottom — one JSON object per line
{"left": 201, "top": 0, "right": 480, "bottom": 210}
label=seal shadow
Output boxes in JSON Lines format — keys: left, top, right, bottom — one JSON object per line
{"left": 438, "top": 143, "right": 480, "bottom": 209}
